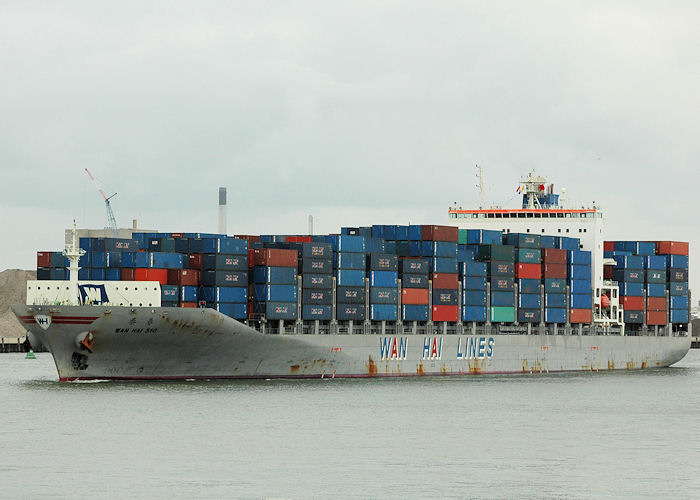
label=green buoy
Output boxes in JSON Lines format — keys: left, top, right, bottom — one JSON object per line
{"left": 25, "top": 349, "right": 36, "bottom": 359}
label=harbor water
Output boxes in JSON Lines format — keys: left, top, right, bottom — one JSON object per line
{"left": 1, "top": 351, "right": 699, "bottom": 499}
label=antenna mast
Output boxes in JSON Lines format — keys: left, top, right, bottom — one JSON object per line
{"left": 85, "top": 168, "right": 118, "bottom": 236}
{"left": 475, "top": 165, "right": 486, "bottom": 209}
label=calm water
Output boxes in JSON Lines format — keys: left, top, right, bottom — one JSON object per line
{"left": 1, "top": 351, "right": 699, "bottom": 499}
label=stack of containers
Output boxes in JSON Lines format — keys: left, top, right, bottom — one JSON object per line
{"left": 568, "top": 248, "right": 593, "bottom": 323}
{"left": 300, "top": 242, "right": 333, "bottom": 321}
{"left": 368, "top": 253, "right": 399, "bottom": 321}
{"left": 36, "top": 251, "right": 67, "bottom": 280}
{"left": 331, "top": 235, "right": 367, "bottom": 321}
{"left": 251, "top": 248, "right": 298, "bottom": 320}
{"left": 644, "top": 253, "right": 668, "bottom": 325}
{"left": 423, "top": 225, "right": 459, "bottom": 322}
{"left": 461, "top": 261, "right": 488, "bottom": 322}
{"left": 201, "top": 238, "right": 248, "bottom": 317}
{"left": 612, "top": 253, "right": 645, "bottom": 325}
{"left": 400, "top": 258, "right": 430, "bottom": 321}
{"left": 477, "top": 242, "right": 515, "bottom": 323}
{"left": 507, "top": 233, "right": 542, "bottom": 323}
{"left": 657, "top": 241, "right": 690, "bottom": 324}
{"left": 542, "top": 248, "right": 567, "bottom": 323}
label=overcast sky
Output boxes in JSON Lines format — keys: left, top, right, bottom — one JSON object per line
{"left": 1, "top": 1, "right": 698, "bottom": 296}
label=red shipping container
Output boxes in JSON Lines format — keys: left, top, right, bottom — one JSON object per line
{"left": 121, "top": 268, "right": 135, "bottom": 281}
{"left": 286, "top": 236, "right": 313, "bottom": 243}
{"left": 542, "top": 263, "right": 567, "bottom": 279}
{"left": 621, "top": 296, "right": 644, "bottom": 310}
{"left": 569, "top": 308, "right": 592, "bottom": 324}
{"left": 235, "top": 235, "right": 261, "bottom": 242}
{"left": 542, "top": 248, "right": 567, "bottom": 264}
{"left": 180, "top": 302, "right": 197, "bottom": 308}
{"left": 432, "top": 305, "right": 458, "bottom": 322}
{"left": 646, "top": 297, "right": 667, "bottom": 311}
{"left": 604, "top": 241, "right": 614, "bottom": 252}
{"left": 402, "top": 288, "right": 429, "bottom": 305}
{"left": 646, "top": 310, "right": 667, "bottom": 325}
{"left": 37, "top": 252, "right": 52, "bottom": 268}
{"left": 421, "top": 225, "right": 459, "bottom": 242}
{"left": 135, "top": 268, "right": 168, "bottom": 284}
{"left": 188, "top": 254, "right": 202, "bottom": 270}
{"left": 430, "top": 273, "right": 459, "bottom": 289}
{"left": 168, "top": 269, "right": 201, "bottom": 286}
{"left": 603, "top": 265, "right": 614, "bottom": 279}
{"left": 254, "top": 248, "right": 297, "bottom": 267}
{"left": 170, "top": 233, "right": 185, "bottom": 239}
{"left": 516, "top": 263, "right": 541, "bottom": 280}
{"left": 655, "top": 241, "right": 689, "bottom": 256}
{"left": 248, "top": 249, "right": 255, "bottom": 268}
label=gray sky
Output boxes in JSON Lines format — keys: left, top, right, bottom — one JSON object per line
{"left": 1, "top": 1, "right": 698, "bottom": 296}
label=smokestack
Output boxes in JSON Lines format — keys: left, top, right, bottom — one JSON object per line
{"left": 218, "top": 187, "right": 227, "bottom": 235}
{"left": 132, "top": 219, "right": 138, "bottom": 229}
{"left": 308, "top": 214, "right": 313, "bottom": 235}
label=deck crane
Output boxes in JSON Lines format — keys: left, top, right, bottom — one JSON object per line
{"left": 84, "top": 168, "right": 118, "bottom": 236}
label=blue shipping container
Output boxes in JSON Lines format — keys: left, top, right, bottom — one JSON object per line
{"left": 402, "top": 274, "right": 429, "bottom": 288}
{"left": 613, "top": 255, "right": 644, "bottom": 270}
{"left": 254, "top": 284, "right": 297, "bottom": 302}
{"left": 253, "top": 266, "right": 296, "bottom": 284}
{"left": 400, "top": 258, "right": 429, "bottom": 274}
{"left": 463, "top": 276, "right": 487, "bottom": 291}
{"left": 180, "top": 286, "right": 198, "bottom": 302}
{"left": 518, "top": 293, "right": 541, "bottom": 309}
{"left": 302, "top": 288, "right": 332, "bottom": 304}
{"left": 105, "top": 252, "right": 122, "bottom": 268}
{"left": 369, "top": 271, "right": 398, "bottom": 288}
{"left": 430, "top": 257, "right": 459, "bottom": 274}
{"left": 463, "top": 291, "right": 487, "bottom": 306}
{"left": 490, "top": 277, "right": 515, "bottom": 291}
{"left": 202, "top": 287, "right": 247, "bottom": 303}
{"left": 327, "top": 235, "right": 366, "bottom": 253}
{"left": 202, "top": 254, "right": 248, "bottom": 271}
{"left": 433, "top": 289, "right": 458, "bottom": 305}
{"left": 518, "top": 278, "right": 540, "bottom": 294}
{"left": 644, "top": 255, "right": 667, "bottom": 270}
{"left": 669, "top": 282, "right": 688, "bottom": 296}
{"left": 370, "top": 304, "right": 397, "bottom": 321}
{"left": 121, "top": 252, "right": 135, "bottom": 268}
{"left": 461, "top": 261, "right": 488, "bottom": 277}
{"left": 670, "top": 295, "right": 689, "bottom": 310}
{"left": 403, "top": 304, "right": 429, "bottom": 321}
{"left": 570, "top": 279, "right": 592, "bottom": 295}
{"left": 161, "top": 285, "right": 179, "bottom": 301}
{"left": 467, "top": 229, "right": 502, "bottom": 245}
{"left": 370, "top": 287, "right": 398, "bottom": 304}
{"left": 570, "top": 293, "right": 592, "bottom": 309}
{"left": 105, "top": 268, "right": 121, "bottom": 281}
{"left": 91, "top": 252, "right": 107, "bottom": 268}
{"left": 665, "top": 255, "right": 689, "bottom": 269}
{"left": 337, "top": 304, "right": 365, "bottom": 321}
{"left": 491, "top": 291, "right": 515, "bottom": 307}
{"left": 336, "top": 269, "right": 365, "bottom": 287}
{"left": 613, "top": 269, "right": 644, "bottom": 283}
{"left": 545, "top": 308, "right": 567, "bottom": 323}
{"left": 334, "top": 252, "right": 366, "bottom": 270}
{"left": 462, "top": 306, "right": 487, "bottom": 322}
{"left": 569, "top": 265, "right": 591, "bottom": 280}
{"left": 545, "top": 293, "right": 567, "bottom": 308}
{"left": 568, "top": 250, "right": 592, "bottom": 265}
{"left": 211, "top": 302, "right": 247, "bottom": 319}
{"left": 670, "top": 309, "right": 689, "bottom": 323}
{"left": 337, "top": 286, "right": 364, "bottom": 303}
{"left": 254, "top": 301, "right": 297, "bottom": 320}
{"left": 544, "top": 278, "right": 567, "bottom": 293}
{"left": 202, "top": 270, "right": 247, "bottom": 287}
{"left": 302, "top": 273, "right": 333, "bottom": 289}
{"left": 518, "top": 309, "right": 541, "bottom": 323}
{"left": 618, "top": 282, "right": 644, "bottom": 297}
{"left": 302, "top": 305, "right": 332, "bottom": 321}
{"left": 90, "top": 268, "right": 105, "bottom": 280}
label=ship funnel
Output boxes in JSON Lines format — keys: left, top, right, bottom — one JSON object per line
{"left": 218, "top": 187, "right": 227, "bottom": 235}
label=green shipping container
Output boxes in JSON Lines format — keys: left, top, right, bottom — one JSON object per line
{"left": 516, "top": 248, "right": 541, "bottom": 263}
{"left": 458, "top": 229, "right": 468, "bottom": 244}
{"left": 490, "top": 306, "right": 515, "bottom": 322}
{"left": 477, "top": 244, "right": 515, "bottom": 262}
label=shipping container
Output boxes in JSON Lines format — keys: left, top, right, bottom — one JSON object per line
{"left": 337, "top": 304, "right": 365, "bottom": 321}
{"left": 432, "top": 305, "right": 458, "bottom": 322}
{"left": 36, "top": 252, "right": 52, "bottom": 268}
{"left": 655, "top": 241, "right": 689, "bottom": 256}
{"left": 645, "top": 269, "right": 666, "bottom": 284}
{"left": 301, "top": 258, "right": 333, "bottom": 274}
{"left": 670, "top": 295, "right": 689, "bottom": 310}
{"left": 545, "top": 294, "right": 567, "bottom": 308}
{"left": 202, "top": 286, "right": 248, "bottom": 303}
{"left": 302, "top": 288, "right": 332, "bottom": 305}
{"left": 489, "top": 261, "right": 515, "bottom": 277}
{"left": 644, "top": 255, "right": 667, "bottom": 270}
{"left": 91, "top": 252, "right": 107, "bottom": 268}
{"left": 327, "top": 235, "right": 367, "bottom": 253}
{"left": 490, "top": 306, "right": 515, "bottom": 323}
{"left": 432, "top": 289, "right": 458, "bottom": 306}
{"left": 334, "top": 252, "right": 366, "bottom": 270}
{"left": 491, "top": 291, "right": 515, "bottom": 307}
{"left": 210, "top": 302, "right": 247, "bottom": 319}
{"left": 646, "top": 283, "right": 666, "bottom": 298}
{"left": 253, "top": 301, "right": 297, "bottom": 320}
{"left": 370, "top": 304, "right": 398, "bottom": 321}
{"left": 663, "top": 255, "right": 689, "bottom": 269}
{"left": 202, "top": 253, "right": 248, "bottom": 271}
{"left": 542, "top": 263, "right": 567, "bottom": 279}
{"left": 618, "top": 282, "right": 644, "bottom": 297}
{"left": 668, "top": 269, "right": 688, "bottom": 282}
{"left": 161, "top": 285, "right": 179, "bottom": 302}
{"left": 518, "top": 309, "right": 540, "bottom": 323}
{"left": 368, "top": 253, "right": 399, "bottom": 271}
{"left": 105, "top": 268, "right": 121, "bottom": 281}
{"left": 253, "top": 248, "right": 297, "bottom": 267}
{"left": 202, "top": 270, "right": 247, "bottom": 286}
{"left": 646, "top": 296, "right": 667, "bottom": 311}
{"left": 516, "top": 248, "right": 541, "bottom": 263}
{"left": 400, "top": 258, "right": 429, "bottom": 274}
{"left": 558, "top": 237, "right": 581, "bottom": 251}
{"left": 568, "top": 250, "right": 592, "bottom": 266}
{"left": 545, "top": 308, "right": 566, "bottom": 323}
{"left": 540, "top": 236, "right": 558, "bottom": 249}
{"left": 646, "top": 310, "right": 666, "bottom": 325}
{"left": 402, "top": 288, "right": 429, "bottom": 305}
{"left": 570, "top": 293, "right": 592, "bottom": 309}
{"left": 167, "top": 269, "right": 200, "bottom": 287}
{"left": 461, "top": 261, "right": 488, "bottom": 277}
{"left": 505, "top": 233, "right": 541, "bottom": 248}
{"left": 463, "top": 290, "right": 487, "bottom": 306}
{"left": 612, "top": 255, "right": 644, "bottom": 270}
{"left": 302, "top": 273, "right": 333, "bottom": 289}
{"left": 490, "top": 277, "right": 515, "bottom": 291}
{"left": 253, "top": 284, "right": 297, "bottom": 302}
{"left": 462, "top": 306, "right": 487, "bottom": 322}
{"left": 430, "top": 257, "right": 459, "bottom": 274}
{"left": 569, "top": 308, "right": 592, "bottom": 323}
{"left": 253, "top": 266, "right": 297, "bottom": 284}
{"left": 463, "top": 276, "right": 487, "bottom": 291}
{"left": 302, "top": 242, "right": 333, "bottom": 259}
{"left": 421, "top": 225, "right": 458, "bottom": 242}
{"left": 370, "top": 287, "right": 398, "bottom": 304}
{"left": 121, "top": 268, "right": 135, "bottom": 281}
{"left": 466, "top": 229, "right": 502, "bottom": 245}
{"left": 518, "top": 293, "right": 541, "bottom": 309}
{"left": 516, "top": 263, "right": 541, "bottom": 280}
{"left": 518, "top": 278, "right": 540, "bottom": 294}
{"left": 477, "top": 244, "right": 515, "bottom": 262}
{"left": 621, "top": 296, "right": 644, "bottom": 311}
{"left": 431, "top": 273, "right": 459, "bottom": 290}
{"left": 89, "top": 268, "right": 104, "bottom": 280}
{"left": 302, "top": 305, "right": 332, "bottom": 321}
{"left": 369, "top": 270, "right": 398, "bottom": 288}
{"left": 623, "top": 310, "right": 644, "bottom": 324}
{"left": 179, "top": 286, "right": 198, "bottom": 302}
{"left": 670, "top": 309, "right": 689, "bottom": 323}
{"left": 669, "top": 282, "right": 688, "bottom": 296}
{"left": 337, "top": 286, "right": 365, "bottom": 304}
{"left": 569, "top": 265, "right": 591, "bottom": 280}
{"left": 569, "top": 279, "right": 592, "bottom": 295}
{"left": 544, "top": 278, "right": 567, "bottom": 293}
{"left": 403, "top": 304, "right": 430, "bottom": 321}
{"left": 401, "top": 274, "right": 429, "bottom": 288}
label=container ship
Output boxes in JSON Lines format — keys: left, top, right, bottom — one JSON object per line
{"left": 14, "top": 172, "right": 691, "bottom": 380}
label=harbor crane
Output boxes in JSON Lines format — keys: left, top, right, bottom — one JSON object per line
{"left": 84, "top": 168, "right": 118, "bottom": 236}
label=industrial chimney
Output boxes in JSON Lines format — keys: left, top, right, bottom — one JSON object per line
{"left": 218, "top": 187, "right": 227, "bottom": 235}
{"left": 308, "top": 214, "right": 313, "bottom": 235}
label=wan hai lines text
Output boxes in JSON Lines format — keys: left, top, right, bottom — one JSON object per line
{"left": 379, "top": 336, "right": 495, "bottom": 361}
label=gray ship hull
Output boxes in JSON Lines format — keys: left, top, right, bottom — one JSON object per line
{"left": 14, "top": 305, "right": 691, "bottom": 381}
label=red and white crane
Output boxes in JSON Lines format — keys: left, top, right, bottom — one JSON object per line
{"left": 84, "top": 168, "right": 118, "bottom": 235}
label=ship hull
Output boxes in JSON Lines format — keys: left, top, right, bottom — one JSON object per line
{"left": 14, "top": 305, "right": 691, "bottom": 381}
